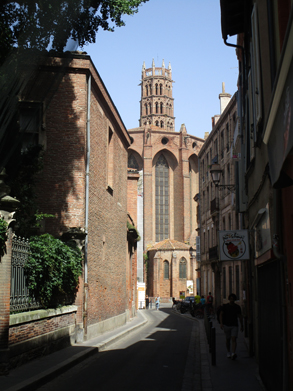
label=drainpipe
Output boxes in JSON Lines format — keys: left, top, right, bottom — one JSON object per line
{"left": 84, "top": 74, "right": 91, "bottom": 337}
{"left": 273, "top": 188, "right": 288, "bottom": 391}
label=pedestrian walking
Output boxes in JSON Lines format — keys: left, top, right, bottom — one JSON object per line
{"left": 206, "top": 291, "right": 214, "bottom": 314}
{"left": 207, "top": 292, "right": 213, "bottom": 305}
{"left": 146, "top": 295, "right": 149, "bottom": 309}
{"left": 200, "top": 295, "right": 206, "bottom": 307}
{"left": 220, "top": 293, "right": 244, "bottom": 360}
{"left": 155, "top": 296, "right": 160, "bottom": 310}
{"left": 195, "top": 293, "right": 201, "bottom": 305}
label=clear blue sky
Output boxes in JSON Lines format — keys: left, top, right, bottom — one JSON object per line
{"left": 83, "top": 0, "right": 238, "bottom": 140}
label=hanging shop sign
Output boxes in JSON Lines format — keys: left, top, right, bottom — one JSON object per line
{"left": 218, "top": 230, "right": 250, "bottom": 261}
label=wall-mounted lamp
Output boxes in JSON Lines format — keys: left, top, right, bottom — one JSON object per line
{"left": 210, "top": 164, "right": 235, "bottom": 192}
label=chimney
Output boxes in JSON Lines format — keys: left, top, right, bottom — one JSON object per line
{"left": 219, "top": 82, "right": 231, "bottom": 114}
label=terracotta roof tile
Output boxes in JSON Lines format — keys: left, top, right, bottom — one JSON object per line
{"left": 149, "top": 239, "right": 190, "bottom": 251}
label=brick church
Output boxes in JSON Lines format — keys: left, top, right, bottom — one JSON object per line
{"left": 128, "top": 60, "right": 204, "bottom": 299}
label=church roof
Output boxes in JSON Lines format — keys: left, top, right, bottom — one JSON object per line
{"left": 149, "top": 239, "right": 190, "bottom": 251}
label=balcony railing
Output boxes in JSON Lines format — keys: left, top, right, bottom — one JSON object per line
{"left": 210, "top": 197, "right": 219, "bottom": 216}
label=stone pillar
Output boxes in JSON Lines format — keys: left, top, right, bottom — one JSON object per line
{"left": 180, "top": 127, "right": 191, "bottom": 242}
{"left": 153, "top": 255, "right": 161, "bottom": 296}
{"left": 171, "top": 251, "right": 177, "bottom": 298}
{"left": 0, "top": 193, "right": 20, "bottom": 374}
{"left": 143, "top": 128, "right": 153, "bottom": 247}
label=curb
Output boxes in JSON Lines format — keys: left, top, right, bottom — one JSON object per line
{"left": 93, "top": 311, "right": 148, "bottom": 351}
{"left": 5, "top": 312, "right": 148, "bottom": 391}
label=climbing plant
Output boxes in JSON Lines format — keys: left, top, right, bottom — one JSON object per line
{"left": 25, "top": 234, "right": 83, "bottom": 308}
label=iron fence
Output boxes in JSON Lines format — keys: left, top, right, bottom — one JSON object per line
{"left": 10, "top": 236, "right": 42, "bottom": 313}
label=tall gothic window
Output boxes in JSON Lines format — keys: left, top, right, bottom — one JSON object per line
{"left": 179, "top": 258, "right": 187, "bottom": 278}
{"left": 155, "top": 154, "right": 169, "bottom": 242}
{"left": 164, "top": 261, "right": 169, "bottom": 279}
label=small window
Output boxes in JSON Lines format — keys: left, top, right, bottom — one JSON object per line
{"left": 128, "top": 154, "right": 139, "bottom": 170}
{"left": 19, "top": 102, "right": 41, "bottom": 152}
{"left": 161, "top": 137, "right": 169, "bottom": 145}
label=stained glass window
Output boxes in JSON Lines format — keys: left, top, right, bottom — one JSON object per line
{"left": 155, "top": 154, "right": 169, "bottom": 242}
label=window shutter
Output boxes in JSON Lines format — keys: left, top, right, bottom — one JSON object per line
{"left": 196, "top": 236, "right": 200, "bottom": 261}
{"left": 251, "top": 4, "right": 262, "bottom": 136}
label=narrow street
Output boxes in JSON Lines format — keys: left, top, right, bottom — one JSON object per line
{"left": 36, "top": 308, "right": 200, "bottom": 391}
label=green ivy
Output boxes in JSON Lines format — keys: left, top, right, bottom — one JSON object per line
{"left": 127, "top": 221, "right": 141, "bottom": 242}
{"left": 25, "top": 234, "right": 83, "bottom": 308}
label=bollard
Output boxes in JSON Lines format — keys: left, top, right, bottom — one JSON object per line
{"left": 209, "top": 321, "right": 212, "bottom": 352}
{"left": 211, "top": 326, "right": 216, "bottom": 366}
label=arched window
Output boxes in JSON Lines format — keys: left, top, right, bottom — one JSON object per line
{"left": 160, "top": 102, "right": 163, "bottom": 114}
{"left": 160, "top": 84, "right": 163, "bottom": 95}
{"left": 179, "top": 258, "right": 187, "bottom": 279}
{"left": 128, "top": 154, "right": 139, "bottom": 170}
{"left": 160, "top": 121, "right": 164, "bottom": 128}
{"left": 146, "top": 85, "right": 148, "bottom": 96}
{"left": 150, "top": 84, "right": 152, "bottom": 95}
{"left": 156, "top": 102, "right": 158, "bottom": 114}
{"left": 164, "top": 261, "right": 169, "bottom": 279}
{"left": 145, "top": 104, "right": 148, "bottom": 115}
{"left": 155, "top": 121, "right": 159, "bottom": 127}
{"left": 155, "top": 154, "right": 169, "bottom": 241}
{"left": 149, "top": 103, "right": 152, "bottom": 114}
{"left": 155, "top": 84, "right": 158, "bottom": 95}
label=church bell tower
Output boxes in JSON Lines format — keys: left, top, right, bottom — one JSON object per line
{"left": 139, "top": 59, "right": 175, "bottom": 131}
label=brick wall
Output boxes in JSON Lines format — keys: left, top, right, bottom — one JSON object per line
{"left": 31, "top": 54, "right": 131, "bottom": 329}
{"left": 9, "top": 311, "right": 76, "bottom": 346}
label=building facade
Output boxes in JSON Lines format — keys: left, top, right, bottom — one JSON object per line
{"left": 0, "top": 52, "right": 139, "bottom": 369}
{"left": 198, "top": 86, "right": 239, "bottom": 309}
{"left": 128, "top": 60, "right": 204, "bottom": 299}
{"left": 220, "top": 1, "right": 293, "bottom": 390}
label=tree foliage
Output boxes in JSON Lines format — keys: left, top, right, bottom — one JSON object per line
{"left": 0, "top": 0, "right": 148, "bottom": 58}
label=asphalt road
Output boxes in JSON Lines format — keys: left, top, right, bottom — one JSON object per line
{"left": 36, "top": 308, "right": 199, "bottom": 391}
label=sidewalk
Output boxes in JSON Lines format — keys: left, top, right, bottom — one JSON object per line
{"left": 0, "top": 306, "right": 266, "bottom": 391}
{"left": 198, "top": 315, "right": 266, "bottom": 391}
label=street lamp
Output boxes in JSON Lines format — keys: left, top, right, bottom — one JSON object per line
{"left": 210, "top": 164, "right": 235, "bottom": 192}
